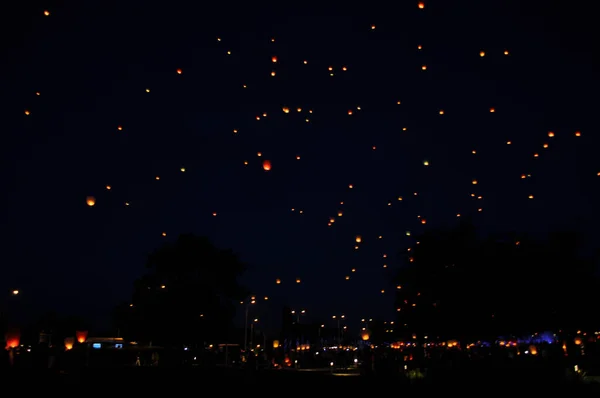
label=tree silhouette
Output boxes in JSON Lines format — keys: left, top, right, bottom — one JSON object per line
{"left": 115, "top": 234, "right": 249, "bottom": 346}
{"left": 393, "top": 220, "right": 598, "bottom": 341}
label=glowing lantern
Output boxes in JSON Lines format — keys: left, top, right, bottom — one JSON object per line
{"left": 282, "top": 107, "right": 290, "bottom": 113}
{"left": 262, "top": 160, "right": 271, "bottom": 171}
{"left": 272, "top": 56, "right": 277, "bottom": 63}
{"left": 86, "top": 196, "right": 96, "bottom": 207}
{"left": 64, "top": 337, "right": 74, "bottom": 350}
{"left": 574, "top": 337, "right": 582, "bottom": 345}
{"left": 529, "top": 345, "right": 537, "bottom": 355}
{"left": 418, "top": 2, "right": 425, "bottom": 8}
{"left": 76, "top": 330, "right": 88, "bottom": 343}
{"left": 273, "top": 340, "right": 280, "bottom": 348}
{"left": 361, "top": 331, "right": 370, "bottom": 341}
{"left": 5, "top": 330, "right": 20, "bottom": 349}
{"left": 176, "top": 68, "right": 182, "bottom": 74}
{"left": 355, "top": 235, "right": 362, "bottom": 243}
{"left": 276, "top": 278, "right": 281, "bottom": 284}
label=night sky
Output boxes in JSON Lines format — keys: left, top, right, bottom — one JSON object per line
{"left": 2, "top": 1, "right": 598, "bottom": 331}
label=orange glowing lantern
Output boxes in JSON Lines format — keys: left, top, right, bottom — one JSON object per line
{"left": 529, "top": 345, "right": 537, "bottom": 355}
{"left": 361, "top": 331, "right": 370, "bottom": 341}
{"left": 5, "top": 330, "right": 20, "bottom": 349}
{"left": 271, "top": 56, "right": 277, "bottom": 63}
{"left": 86, "top": 196, "right": 96, "bottom": 206}
{"left": 273, "top": 340, "right": 280, "bottom": 348}
{"left": 64, "top": 337, "right": 74, "bottom": 350}
{"left": 262, "top": 160, "right": 271, "bottom": 171}
{"left": 574, "top": 337, "right": 582, "bottom": 345}
{"left": 76, "top": 330, "right": 88, "bottom": 343}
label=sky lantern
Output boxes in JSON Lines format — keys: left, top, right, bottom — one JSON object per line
{"left": 276, "top": 278, "right": 281, "bottom": 284}
{"left": 76, "top": 330, "right": 88, "bottom": 343}
{"left": 5, "top": 329, "right": 20, "bottom": 349}
{"left": 575, "top": 131, "right": 581, "bottom": 137}
{"left": 418, "top": 2, "right": 425, "bottom": 9}
{"left": 86, "top": 196, "right": 96, "bottom": 207}
{"left": 272, "top": 56, "right": 277, "bottom": 63}
{"left": 64, "top": 337, "right": 74, "bottom": 350}
{"left": 361, "top": 330, "right": 370, "bottom": 341}
{"left": 44, "top": 10, "right": 50, "bottom": 16}
{"left": 282, "top": 107, "right": 290, "bottom": 113}
{"left": 176, "top": 68, "right": 182, "bottom": 74}
{"left": 355, "top": 235, "right": 362, "bottom": 243}
{"left": 548, "top": 131, "right": 554, "bottom": 137}
{"left": 262, "top": 160, "right": 271, "bottom": 171}
{"left": 479, "top": 51, "right": 485, "bottom": 57}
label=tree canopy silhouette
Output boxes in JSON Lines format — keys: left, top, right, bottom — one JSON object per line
{"left": 115, "top": 234, "right": 249, "bottom": 345}
{"left": 393, "top": 219, "right": 598, "bottom": 340}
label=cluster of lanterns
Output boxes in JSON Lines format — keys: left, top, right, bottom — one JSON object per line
{"left": 32, "top": 3, "right": 588, "bottom": 318}
{"left": 5, "top": 330, "right": 87, "bottom": 350}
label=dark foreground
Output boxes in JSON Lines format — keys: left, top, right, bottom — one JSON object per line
{"left": 5, "top": 366, "right": 600, "bottom": 394}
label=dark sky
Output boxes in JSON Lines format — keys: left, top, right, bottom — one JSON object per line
{"left": 1, "top": 1, "right": 598, "bottom": 332}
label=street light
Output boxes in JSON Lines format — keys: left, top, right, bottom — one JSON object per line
{"left": 250, "top": 318, "right": 259, "bottom": 349}
{"left": 290, "top": 309, "right": 306, "bottom": 324}
{"left": 332, "top": 315, "right": 345, "bottom": 346}
{"left": 242, "top": 297, "right": 257, "bottom": 353}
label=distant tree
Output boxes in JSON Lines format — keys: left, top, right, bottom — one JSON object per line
{"left": 393, "top": 220, "right": 598, "bottom": 341}
{"left": 115, "top": 234, "right": 249, "bottom": 346}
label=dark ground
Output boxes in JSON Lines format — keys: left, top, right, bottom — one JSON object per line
{"left": 5, "top": 367, "right": 600, "bottom": 394}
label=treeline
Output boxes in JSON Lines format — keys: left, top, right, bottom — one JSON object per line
{"left": 393, "top": 220, "right": 598, "bottom": 340}
{"left": 114, "top": 234, "right": 248, "bottom": 346}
